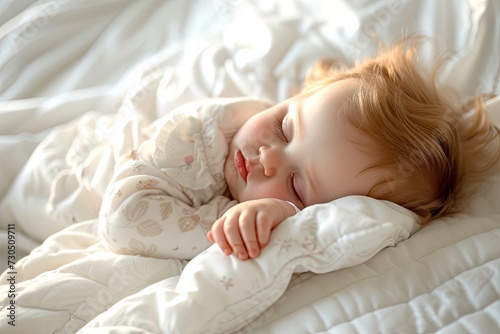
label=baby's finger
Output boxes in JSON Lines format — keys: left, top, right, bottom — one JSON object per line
{"left": 256, "top": 211, "right": 274, "bottom": 247}
{"left": 210, "top": 217, "right": 232, "bottom": 256}
{"left": 238, "top": 211, "right": 260, "bottom": 259}
{"left": 223, "top": 215, "right": 248, "bottom": 260}
{"left": 207, "top": 230, "right": 214, "bottom": 242}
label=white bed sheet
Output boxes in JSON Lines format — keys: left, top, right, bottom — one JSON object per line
{"left": 0, "top": 0, "right": 499, "bottom": 333}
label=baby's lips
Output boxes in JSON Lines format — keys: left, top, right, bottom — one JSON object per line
{"left": 235, "top": 150, "right": 248, "bottom": 181}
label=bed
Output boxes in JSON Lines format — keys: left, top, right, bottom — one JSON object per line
{"left": 0, "top": 0, "right": 499, "bottom": 333}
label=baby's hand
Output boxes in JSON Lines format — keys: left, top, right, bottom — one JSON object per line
{"left": 207, "top": 198, "right": 298, "bottom": 260}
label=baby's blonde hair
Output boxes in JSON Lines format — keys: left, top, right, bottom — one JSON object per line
{"left": 302, "top": 37, "right": 500, "bottom": 225}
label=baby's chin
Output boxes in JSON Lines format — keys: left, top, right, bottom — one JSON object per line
{"left": 225, "top": 182, "right": 238, "bottom": 202}
{"left": 224, "top": 164, "right": 239, "bottom": 201}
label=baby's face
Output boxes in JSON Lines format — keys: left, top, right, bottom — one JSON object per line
{"left": 224, "top": 79, "right": 381, "bottom": 209}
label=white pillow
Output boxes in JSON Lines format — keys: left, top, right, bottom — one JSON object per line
{"left": 81, "top": 195, "right": 418, "bottom": 333}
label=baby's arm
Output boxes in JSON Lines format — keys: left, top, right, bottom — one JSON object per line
{"left": 207, "top": 199, "right": 299, "bottom": 260}
{"left": 99, "top": 158, "right": 234, "bottom": 260}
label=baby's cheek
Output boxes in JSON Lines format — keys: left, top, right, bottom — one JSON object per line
{"left": 249, "top": 122, "right": 274, "bottom": 144}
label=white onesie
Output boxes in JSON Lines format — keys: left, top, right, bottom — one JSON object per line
{"left": 99, "top": 98, "right": 271, "bottom": 259}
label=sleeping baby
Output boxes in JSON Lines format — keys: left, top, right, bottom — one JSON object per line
{"left": 100, "top": 38, "right": 500, "bottom": 261}
{"left": 99, "top": 78, "right": 381, "bottom": 260}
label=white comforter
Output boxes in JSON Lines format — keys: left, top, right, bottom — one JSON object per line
{"left": 0, "top": 0, "right": 499, "bottom": 333}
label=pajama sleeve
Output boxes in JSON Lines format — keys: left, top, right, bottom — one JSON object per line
{"left": 99, "top": 158, "right": 236, "bottom": 260}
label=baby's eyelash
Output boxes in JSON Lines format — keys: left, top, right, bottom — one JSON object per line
{"left": 275, "top": 116, "right": 288, "bottom": 143}
{"left": 287, "top": 173, "right": 302, "bottom": 205}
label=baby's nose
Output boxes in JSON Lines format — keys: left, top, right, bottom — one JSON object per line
{"left": 259, "top": 146, "right": 278, "bottom": 177}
